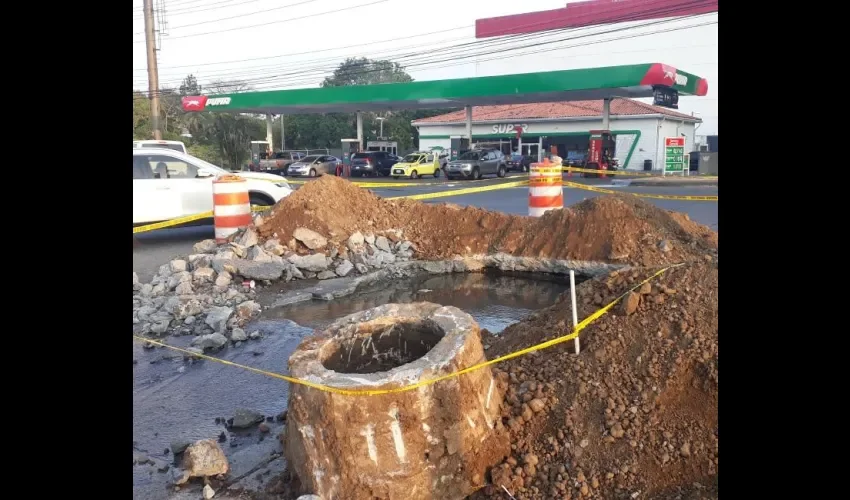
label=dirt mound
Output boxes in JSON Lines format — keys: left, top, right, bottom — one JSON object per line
{"left": 257, "top": 176, "right": 717, "bottom": 266}
{"left": 474, "top": 260, "right": 718, "bottom": 499}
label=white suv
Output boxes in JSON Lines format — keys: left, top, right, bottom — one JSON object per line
{"left": 133, "top": 148, "right": 293, "bottom": 225}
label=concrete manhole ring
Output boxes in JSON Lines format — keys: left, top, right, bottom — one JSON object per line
{"left": 284, "top": 302, "right": 511, "bottom": 500}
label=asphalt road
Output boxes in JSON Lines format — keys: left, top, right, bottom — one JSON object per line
{"left": 133, "top": 174, "right": 718, "bottom": 282}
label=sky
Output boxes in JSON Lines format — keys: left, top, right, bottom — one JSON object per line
{"left": 132, "top": 0, "right": 718, "bottom": 135}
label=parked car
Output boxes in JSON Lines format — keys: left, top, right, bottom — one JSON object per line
{"left": 350, "top": 151, "right": 399, "bottom": 177}
{"left": 563, "top": 151, "right": 587, "bottom": 169}
{"left": 133, "top": 140, "right": 188, "bottom": 154}
{"left": 444, "top": 149, "right": 507, "bottom": 180}
{"left": 254, "top": 151, "right": 306, "bottom": 175}
{"left": 133, "top": 148, "right": 292, "bottom": 225}
{"left": 286, "top": 155, "right": 341, "bottom": 177}
{"left": 390, "top": 152, "right": 441, "bottom": 179}
{"left": 506, "top": 154, "right": 533, "bottom": 172}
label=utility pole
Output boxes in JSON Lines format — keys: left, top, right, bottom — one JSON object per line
{"left": 143, "top": 0, "right": 162, "bottom": 140}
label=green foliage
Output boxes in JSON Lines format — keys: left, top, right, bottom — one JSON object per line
{"left": 321, "top": 57, "right": 413, "bottom": 87}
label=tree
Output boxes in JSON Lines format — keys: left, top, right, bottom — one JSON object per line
{"left": 321, "top": 57, "right": 413, "bottom": 88}
{"left": 179, "top": 74, "right": 202, "bottom": 96}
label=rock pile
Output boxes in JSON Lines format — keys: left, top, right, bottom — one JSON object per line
{"left": 256, "top": 175, "right": 717, "bottom": 266}
{"left": 133, "top": 223, "right": 418, "bottom": 343}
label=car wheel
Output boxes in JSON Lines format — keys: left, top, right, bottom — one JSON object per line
{"left": 309, "top": 168, "right": 317, "bottom": 177}
{"left": 497, "top": 165, "right": 506, "bottom": 178}
{"left": 411, "top": 170, "right": 419, "bottom": 179}
{"left": 472, "top": 167, "right": 481, "bottom": 180}
{"left": 392, "top": 176, "right": 399, "bottom": 179}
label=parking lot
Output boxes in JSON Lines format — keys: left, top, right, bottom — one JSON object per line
{"left": 133, "top": 173, "right": 718, "bottom": 282}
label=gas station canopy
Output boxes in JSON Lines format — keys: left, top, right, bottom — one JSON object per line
{"left": 181, "top": 63, "right": 708, "bottom": 115}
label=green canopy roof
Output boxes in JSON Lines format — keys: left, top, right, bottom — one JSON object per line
{"left": 180, "top": 63, "right": 708, "bottom": 115}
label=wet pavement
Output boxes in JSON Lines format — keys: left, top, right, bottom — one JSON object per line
{"left": 133, "top": 271, "right": 572, "bottom": 499}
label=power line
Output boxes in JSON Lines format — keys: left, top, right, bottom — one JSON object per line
{"left": 241, "top": 17, "right": 718, "bottom": 92}
{"left": 133, "top": 0, "right": 708, "bottom": 70}
{"left": 132, "top": 0, "right": 210, "bottom": 12}
{"left": 132, "top": 0, "right": 388, "bottom": 43}
{"left": 133, "top": 14, "right": 716, "bottom": 99}
{"left": 134, "top": 11, "right": 716, "bottom": 97}
{"left": 132, "top": 1, "right": 716, "bottom": 95}
{"left": 135, "top": 0, "right": 715, "bottom": 88}
{"left": 133, "top": 0, "right": 262, "bottom": 18}
{"left": 180, "top": 5, "right": 718, "bottom": 91}
{"left": 132, "top": 0, "right": 319, "bottom": 34}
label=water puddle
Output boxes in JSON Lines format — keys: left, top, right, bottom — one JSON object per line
{"left": 261, "top": 271, "right": 574, "bottom": 333}
{"left": 133, "top": 271, "right": 576, "bottom": 498}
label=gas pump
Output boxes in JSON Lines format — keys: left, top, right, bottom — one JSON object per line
{"left": 450, "top": 137, "right": 470, "bottom": 161}
{"left": 586, "top": 130, "right": 617, "bottom": 179}
{"left": 340, "top": 139, "right": 359, "bottom": 177}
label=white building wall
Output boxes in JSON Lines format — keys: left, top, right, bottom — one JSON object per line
{"left": 418, "top": 137, "right": 451, "bottom": 152}
{"left": 415, "top": 116, "right": 684, "bottom": 170}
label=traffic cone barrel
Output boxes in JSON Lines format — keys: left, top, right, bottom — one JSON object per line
{"left": 528, "top": 158, "right": 563, "bottom": 217}
{"left": 213, "top": 175, "right": 252, "bottom": 243}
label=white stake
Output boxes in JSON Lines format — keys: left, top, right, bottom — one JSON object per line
{"left": 570, "top": 270, "right": 580, "bottom": 354}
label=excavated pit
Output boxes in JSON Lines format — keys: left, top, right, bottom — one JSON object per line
{"left": 284, "top": 303, "right": 511, "bottom": 500}
{"left": 321, "top": 319, "right": 445, "bottom": 374}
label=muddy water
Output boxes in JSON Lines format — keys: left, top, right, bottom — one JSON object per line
{"left": 261, "top": 271, "right": 573, "bottom": 333}
{"left": 133, "top": 272, "right": 572, "bottom": 499}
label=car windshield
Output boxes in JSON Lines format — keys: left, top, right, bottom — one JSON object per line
{"left": 402, "top": 154, "right": 423, "bottom": 163}
{"left": 351, "top": 153, "right": 371, "bottom": 159}
{"left": 300, "top": 155, "right": 321, "bottom": 163}
{"left": 459, "top": 151, "right": 480, "bottom": 160}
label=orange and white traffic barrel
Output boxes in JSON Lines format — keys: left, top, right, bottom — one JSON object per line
{"left": 213, "top": 175, "right": 252, "bottom": 243}
{"left": 528, "top": 158, "right": 563, "bottom": 217}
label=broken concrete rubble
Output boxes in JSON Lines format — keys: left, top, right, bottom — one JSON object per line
{"left": 284, "top": 303, "right": 510, "bottom": 500}
{"left": 177, "top": 439, "right": 229, "bottom": 485}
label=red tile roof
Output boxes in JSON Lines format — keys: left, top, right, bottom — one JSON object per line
{"left": 412, "top": 98, "right": 698, "bottom": 124}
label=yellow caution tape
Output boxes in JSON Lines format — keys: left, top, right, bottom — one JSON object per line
{"left": 286, "top": 173, "right": 529, "bottom": 187}
{"left": 562, "top": 166, "right": 657, "bottom": 177}
{"left": 562, "top": 181, "right": 718, "bottom": 201}
{"left": 386, "top": 180, "right": 529, "bottom": 201}
{"left": 132, "top": 264, "right": 680, "bottom": 396}
{"left": 133, "top": 212, "right": 214, "bottom": 234}
{"left": 133, "top": 176, "right": 712, "bottom": 235}
{"left": 133, "top": 206, "right": 272, "bottom": 234}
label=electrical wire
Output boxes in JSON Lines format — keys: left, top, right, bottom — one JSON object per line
{"left": 133, "top": 17, "right": 716, "bottom": 100}
{"left": 133, "top": 0, "right": 716, "bottom": 97}
{"left": 135, "top": 0, "right": 715, "bottom": 86}
{"left": 132, "top": 0, "right": 319, "bottom": 34}
{"left": 154, "top": 7, "right": 718, "bottom": 91}
{"left": 133, "top": 0, "right": 707, "bottom": 71}
{"left": 132, "top": 0, "right": 264, "bottom": 18}
{"left": 243, "top": 17, "right": 718, "bottom": 92}
{"left": 132, "top": 0, "right": 388, "bottom": 43}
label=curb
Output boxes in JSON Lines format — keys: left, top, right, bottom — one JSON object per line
{"left": 628, "top": 178, "right": 717, "bottom": 187}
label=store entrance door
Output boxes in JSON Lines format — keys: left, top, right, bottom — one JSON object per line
{"left": 522, "top": 143, "right": 539, "bottom": 159}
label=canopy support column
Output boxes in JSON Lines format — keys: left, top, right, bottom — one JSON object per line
{"left": 265, "top": 113, "right": 274, "bottom": 151}
{"left": 356, "top": 112, "right": 364, "bottom": 151}
{"left": 465, "top": 105, "right": 472, "bottom": 145}
{"left": 602, "top": 98, "right": 611, "bottom": 130}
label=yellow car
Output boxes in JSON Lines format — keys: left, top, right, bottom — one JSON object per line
{"left": 390, "top": 152, "right": 441, "bottom": 179}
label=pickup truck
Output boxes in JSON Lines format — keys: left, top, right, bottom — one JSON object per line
{"left": 252, "top": 151, "right": 306, "bottom": 175}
